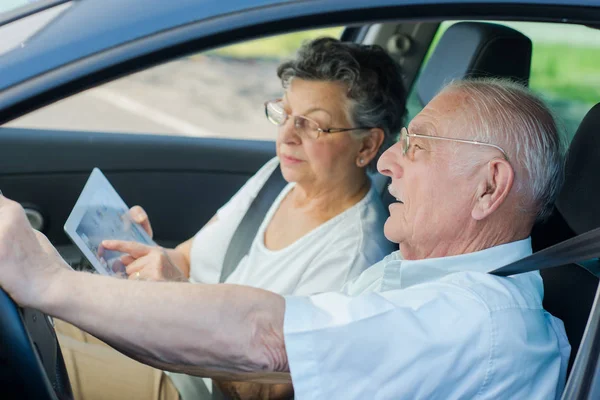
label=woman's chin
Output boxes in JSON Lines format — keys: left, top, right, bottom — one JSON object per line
{"left": 280, "top": 166, "right": 301, "bottom": 183}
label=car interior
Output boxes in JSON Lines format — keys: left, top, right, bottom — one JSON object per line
{"left": 1, "top": 4, "right": 600, "bottom": 399}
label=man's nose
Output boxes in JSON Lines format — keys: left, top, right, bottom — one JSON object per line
{"left": 377, "top": 141, "right": 404, "bottom": 178}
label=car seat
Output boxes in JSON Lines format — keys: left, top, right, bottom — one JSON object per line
{"left": 531, "top": 103, "right": 600, "bottom": 375}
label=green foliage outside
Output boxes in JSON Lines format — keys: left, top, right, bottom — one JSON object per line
{"left": 530, "top": 43, "right": 600, "bottom": 140}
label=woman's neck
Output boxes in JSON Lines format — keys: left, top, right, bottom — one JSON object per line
{"left": 290, "top": 172, "right": 371, "bottom": 218}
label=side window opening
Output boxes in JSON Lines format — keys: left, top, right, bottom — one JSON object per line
{"left": 6, "top": 27, "right": 344, "bottom": 141}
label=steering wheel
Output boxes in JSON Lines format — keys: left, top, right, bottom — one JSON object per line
{"left": 0, "top": 288, "right": 73, "bottom": 400}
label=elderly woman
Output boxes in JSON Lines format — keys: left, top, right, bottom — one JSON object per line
{"left": 55, "top": 37, "right": 406, "bottom": 400}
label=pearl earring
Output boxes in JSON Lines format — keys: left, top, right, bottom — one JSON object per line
{"left": 359, "top": 158, "right": 364, "bottom": 164}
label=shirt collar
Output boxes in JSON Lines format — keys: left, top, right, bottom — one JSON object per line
{"left": 381, "top": 237, "right": 533, "bottom": 291}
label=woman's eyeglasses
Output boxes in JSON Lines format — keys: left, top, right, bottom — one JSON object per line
{"left": 264, "top": 99, "right": 373, "bottom": 140}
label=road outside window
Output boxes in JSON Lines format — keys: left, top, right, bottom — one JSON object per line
{"left": 6, "top": 28, "right": 343, "bottom": 141}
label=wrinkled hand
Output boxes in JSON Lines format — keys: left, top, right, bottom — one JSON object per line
{"left": 101, "top": 240, "right": 186, "bottom": 282}
{"left": 128, "top": 205, "right": 153, "bottom": 238}
{"left": 0, "top": 196, "right": 68, "bottom": 307}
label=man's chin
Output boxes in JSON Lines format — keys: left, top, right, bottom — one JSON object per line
{"left": 383, "top": 219, "right": 402, "bottom": 244}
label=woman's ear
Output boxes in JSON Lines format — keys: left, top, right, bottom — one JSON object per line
{"left": 356, "top": 128, "right": 385, "bottom": 167}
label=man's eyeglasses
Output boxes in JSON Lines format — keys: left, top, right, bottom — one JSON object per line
{"left": 400, "top": 127, "right": 509, "bottom": 160}
{"left": 264, "top": 99, "right": 374, "bottom": 140}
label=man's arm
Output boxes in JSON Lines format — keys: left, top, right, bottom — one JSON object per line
{"left": 0, "top": 197, "right": 290, "bottom": 382}
{"left": 52, "top": 274, "right": 289, "bottom": 380}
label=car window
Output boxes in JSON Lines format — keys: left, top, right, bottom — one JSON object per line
{"left": 406, "top": 21, "right": 600, "bottom": 142}
{"left": 6, "top": 27, "right": 343, "bottom": 141}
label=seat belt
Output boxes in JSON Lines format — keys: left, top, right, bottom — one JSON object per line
{"left": 220, "top": 165, "right": 287, "bottom": 283}
{"left": 490, "top": 226, "right": 600, "bottom": 277}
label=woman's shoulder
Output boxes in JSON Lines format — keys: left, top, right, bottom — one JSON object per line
{"left": 237, "top": 156, "right": 284, "bottom": 201}
{"left": 249, "top": 156, "right": 281, "bottom": 186}
{"left": 341, "top": 183, "right": 389, "bottom": 228}
{"left": 331, "top": 185, "right": 396, "bottom": 258}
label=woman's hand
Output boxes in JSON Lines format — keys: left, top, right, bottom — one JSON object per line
{"left": 216, "top": 381, "right": 294, "bottom": 400}
{"left": 100, "top": 240, "right": 187, "bottom": 282}
{"left": 128, "top": 205, "right": 153, "bottom": 238}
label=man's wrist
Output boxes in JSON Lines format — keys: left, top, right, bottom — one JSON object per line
{"left": 31, "top": 264, "right": 73, "bottom": 314}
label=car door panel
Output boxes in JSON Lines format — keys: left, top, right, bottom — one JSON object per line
{"left": 0, "top": 127, "right": 275, "bottom": 248}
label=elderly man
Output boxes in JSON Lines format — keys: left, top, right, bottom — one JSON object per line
{"left": 0, "top": 78, "right": 569, "bottom": 399}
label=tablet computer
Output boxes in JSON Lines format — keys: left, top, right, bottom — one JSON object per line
{"left": 64, "top": 168, "right": 156, "bottom": 277}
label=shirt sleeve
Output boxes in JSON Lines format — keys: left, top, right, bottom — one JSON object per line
{"left": 283, "top": 286, "right": 492, "bottom": 399}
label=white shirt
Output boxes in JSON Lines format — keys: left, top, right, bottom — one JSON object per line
{"left": 284, "top": 238, "right": 571, "bottom": 399}
{"left": 189, "top": 157, "right": 395, "bottom": 295}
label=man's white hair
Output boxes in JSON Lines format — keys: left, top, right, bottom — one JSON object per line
{"left": 440, "top": 78, "right": 566, "bottom": 221}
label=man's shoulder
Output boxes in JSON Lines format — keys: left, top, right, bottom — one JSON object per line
{"left": 438, "top": 270, "right": 545, "bottom": 312}
{"left": 341, "top": 252, "right": 401, "bottom": 295}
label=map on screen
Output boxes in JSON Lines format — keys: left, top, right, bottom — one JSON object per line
{"left": 64, "top": 168, "right": 156, "bottom": 277}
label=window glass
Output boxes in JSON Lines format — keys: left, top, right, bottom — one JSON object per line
{"left": 7, "top": 27, "right": 343, "bottom": 141}
{"left": 406, "top": 21, "right": 600, "bottom": 141}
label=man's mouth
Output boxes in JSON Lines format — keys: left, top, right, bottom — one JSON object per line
{"left": 388, "top": 185, "right": 404, "bottom": 204}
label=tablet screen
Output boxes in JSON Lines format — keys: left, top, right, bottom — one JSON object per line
{"left": 65, "top": 168, "right": 156, "bottom": 277}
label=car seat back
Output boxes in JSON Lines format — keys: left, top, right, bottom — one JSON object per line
{"left": 532, "top": 103, "right": 600, "bottom": 375}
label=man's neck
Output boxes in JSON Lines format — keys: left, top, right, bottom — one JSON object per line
{"left": 400, "top": 219, "right": 532, "bottom": 260}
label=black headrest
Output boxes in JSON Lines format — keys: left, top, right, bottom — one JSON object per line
{"left": 557, "top": 103, "right": 600, "bottom": 234}
{"left": 417, "top": 22, "right": 532, "bottom": 105}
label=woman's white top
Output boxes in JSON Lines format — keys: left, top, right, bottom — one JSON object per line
{"left": 188, "top": 157, "right": 394, "bottom": 295}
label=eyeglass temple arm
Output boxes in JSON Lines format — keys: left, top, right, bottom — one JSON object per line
{"left": 324, "top": 127, "right": 373, "bottom": 133}
{"left": 410, "top": 134, "right": 508, "bottom": 158}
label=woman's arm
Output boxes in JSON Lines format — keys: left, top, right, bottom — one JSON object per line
{"left": 170, "top": 215, "right": 217, "bottom": 278}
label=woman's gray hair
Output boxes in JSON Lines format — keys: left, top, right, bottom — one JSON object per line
{"left": 277, "top": 37, "right": 407, "bottom": 172}
{"left": 441, "top": 78, "right": 566, "bottom": 222}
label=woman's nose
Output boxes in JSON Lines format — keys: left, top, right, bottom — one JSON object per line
{"left": 278, "top": 118, "right": 301, "bottom": 144}
{"left": 377, "top": 142, "right": 404, "bottom": 178}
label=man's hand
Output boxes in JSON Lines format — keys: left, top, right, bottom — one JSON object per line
{"left": 101, "top": 240, "right": 187, "bottom": 282}
{"left": 0, "top": 196, "right": 68, "bottom": 308}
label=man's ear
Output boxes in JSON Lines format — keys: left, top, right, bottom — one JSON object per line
{"left": 356, "top": 128, "right": 385, "bottom": 167}
{"left": 471, "top": 158, "right": 514, "bottom": 220}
